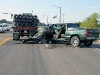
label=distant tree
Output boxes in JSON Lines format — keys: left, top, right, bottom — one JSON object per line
{"left": 0, "top": 19, "right": 7, "bottom": 23}
{"left": 0, "top": 19, "right": 13, "bottom": 24}
{"left": 80, "top": 13, "right": 100, "bottom": 29}
{"left": 77, "top": 21, "right": 82, "bottom": 26}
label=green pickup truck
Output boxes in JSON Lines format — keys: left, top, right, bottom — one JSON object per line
{"left": 44, "top": 23, "right": 99, "bottom": 47}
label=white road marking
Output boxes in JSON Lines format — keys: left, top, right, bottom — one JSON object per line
{"left": 45, "top": 44, "right": 49, "bottom": 47}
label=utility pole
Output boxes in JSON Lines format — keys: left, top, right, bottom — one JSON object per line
{"left": 43, "top": 15, "right": 46, "bottom": 23}
{"left": 47, "top": 15, "right": 49, "bottom": 25}
{"left": 62, "top": 14, "right": 66, "bottom": 23}
{"left": 59, "top": 7, "right": 61, "bottom": 23}
{"left": 53, "top": 5, "right": 61, "bottom": 23}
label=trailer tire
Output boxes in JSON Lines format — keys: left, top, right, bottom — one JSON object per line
{"left": 13, "top": 33, "right": 20, "bottom": 40}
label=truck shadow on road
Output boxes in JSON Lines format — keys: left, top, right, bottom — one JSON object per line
{"left": 13, "top": 40, "right": 100, "bottom": 49}
{"left": 78, "top": 43, "right": 100, "bottom": 49}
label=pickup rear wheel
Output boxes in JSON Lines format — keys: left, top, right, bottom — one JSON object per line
{"left": 70, "top": 36, "right": 80, "bottom": 47}
{"left": 84, "top": 40, "right": 93, "bottom": 46}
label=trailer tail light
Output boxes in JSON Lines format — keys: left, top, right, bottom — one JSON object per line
{"left": 85, "top": 30, "right": 88, "bottom": 36}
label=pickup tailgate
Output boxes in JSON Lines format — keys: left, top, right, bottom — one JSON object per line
{"left": 87, "top": 29, "right": 99, "bottom": 39}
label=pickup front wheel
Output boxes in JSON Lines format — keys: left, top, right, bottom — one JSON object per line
{"left": 84, "top": 40, "right": 93, "bottom": 46}
{"left": 70, "top": 36, "right": 80, "bottom": 47}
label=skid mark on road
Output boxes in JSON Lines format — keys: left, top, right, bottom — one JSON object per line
{"left": 0, "top": 37, "right": 11, "bottom": 46}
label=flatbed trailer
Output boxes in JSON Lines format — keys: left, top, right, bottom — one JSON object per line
{"left": 12, "top": 26, "right": 38, "bottom": 36}
{"left": 12, "top": 26, "right": 38, "bottom": 40}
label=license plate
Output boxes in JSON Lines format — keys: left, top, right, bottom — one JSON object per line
{"left": 24, "top": 31, "right": 27, "bottom": 33}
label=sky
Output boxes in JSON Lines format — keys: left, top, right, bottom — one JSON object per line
{"left": 0, "top": 0, "right": 100, "bottom": 24}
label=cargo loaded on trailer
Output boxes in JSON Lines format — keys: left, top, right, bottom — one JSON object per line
{"left": 12, "top": 13, "right": 39, "bottom": 40}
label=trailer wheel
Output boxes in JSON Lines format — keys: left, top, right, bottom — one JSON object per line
{"left": 13, "top": 32, "right": 20, "bottom": 40}
{"left": 84, "top": 40, "right": 93, "bottom": 46}
{"left": 70, "top": 36, "right": 80, "bottom": 47}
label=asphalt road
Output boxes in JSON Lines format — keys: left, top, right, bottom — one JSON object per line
{"left": 0, "top": 30, "right": 100, "bottom": 75}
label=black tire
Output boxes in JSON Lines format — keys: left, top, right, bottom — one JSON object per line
{"left": 13, "top": 33, "right": 20, "bottom": 40}
{"left": 18, "top": 14, "right": 21, "bottom": 19}
{"left": 14, "top": 14, "right": 17, "bottom": 19}
{"left": 34, "top": 15, "right": 38, "bottom": 19}
{"left": 17, "top": 15, "right": 20, "bottom": 19}
{"left": 18, "top": 23, "right": 20, "bottom": 26}
{"left": 15, "top": 22, "right": 20, "bottom": 26}
{"left": 14, "top": 14, "right": 18, "bottom": 19}
{"left": 70, "top": 36, "right": 81, "bottom": 47}
{"left": 21, "top": 15, "right": 24, "bottom": 19}
{"left": 84, "top": 40, "right": 93, "bottom": 46}
{"left": 13, "top": 19, "right": 18, "bottom": 22}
